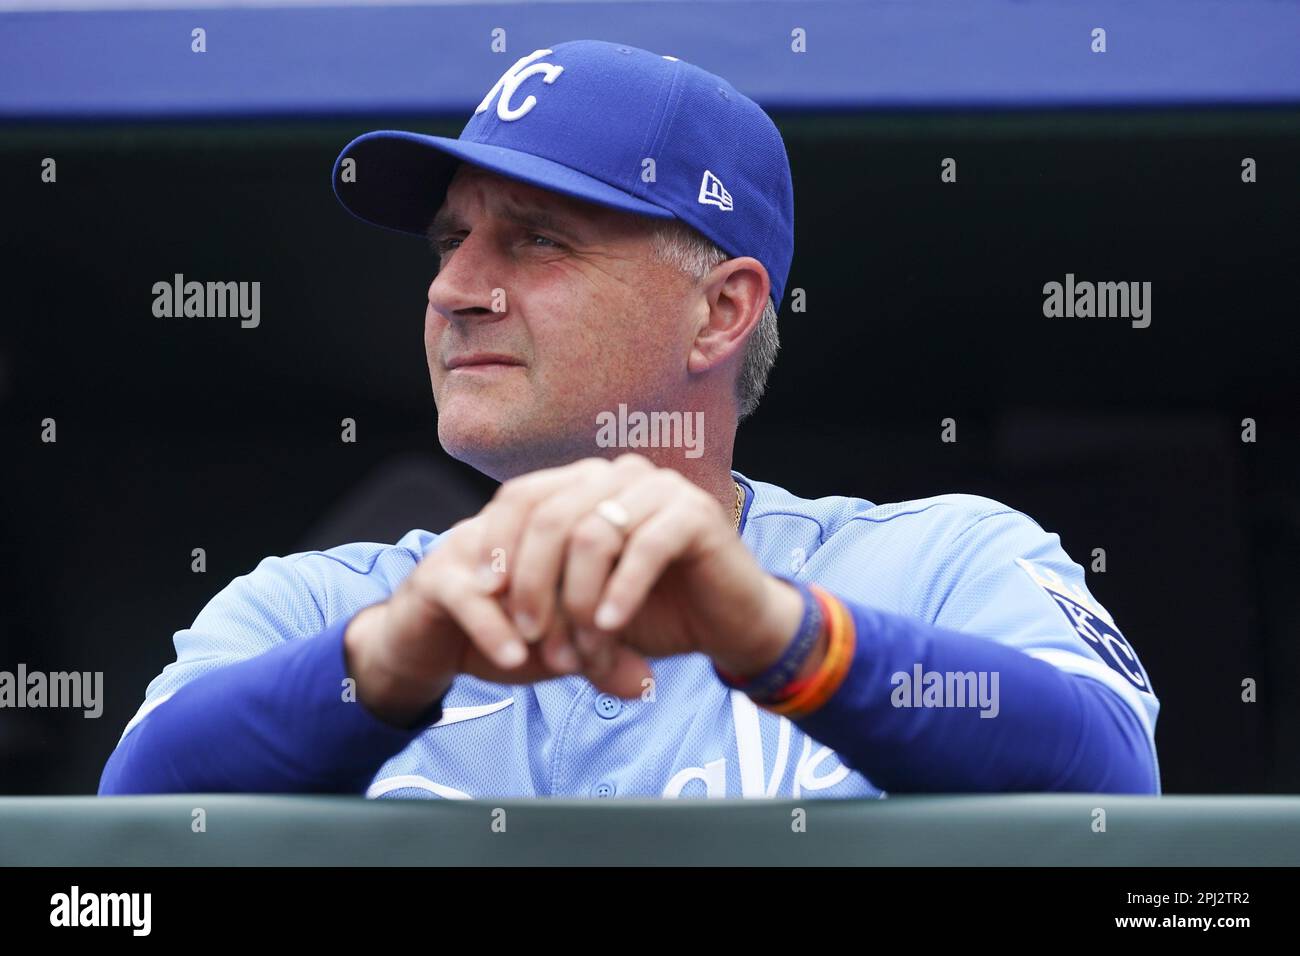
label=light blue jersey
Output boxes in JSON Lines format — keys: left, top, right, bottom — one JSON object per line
{"left": 113, "top": 472, "right": 1160, "bottom": 799}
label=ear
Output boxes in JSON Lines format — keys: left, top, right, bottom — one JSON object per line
{"left": 687, "top": 257, "right": 770, "bottom": 375}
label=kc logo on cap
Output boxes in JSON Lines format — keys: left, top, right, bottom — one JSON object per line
{"left": 475, "top": 49, "right": 566, "bottom": 123}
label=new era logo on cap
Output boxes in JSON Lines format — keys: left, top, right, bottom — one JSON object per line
{"left": 332, "top": 40, "right": 793, "bottom": 307}
{"left": 698, "top": 170, "right": 734, "bottom": 211}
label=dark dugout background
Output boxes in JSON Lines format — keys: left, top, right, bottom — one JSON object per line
{"left": 2, "top": 4, "right": 1298, "bottom": 796}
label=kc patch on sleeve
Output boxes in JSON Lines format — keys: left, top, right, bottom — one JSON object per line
{"left": 1015, "top": 558, "right": 1153, "bottom": 693}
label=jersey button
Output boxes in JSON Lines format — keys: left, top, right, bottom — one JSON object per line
{"left": 594, "top": 693, "right": 623, "bottom": 719}
{"left": 591, "top": 782, "right": 617, "bottom": 798}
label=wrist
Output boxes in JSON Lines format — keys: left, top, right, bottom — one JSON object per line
{"left": 713, "top": 577, "right": 805, "bottom": 680}
{"left": 344, "top": 604, "right": 452, "bottom": 728}
{"left": 713, "top": 577, "right": 829, "bottom": 701}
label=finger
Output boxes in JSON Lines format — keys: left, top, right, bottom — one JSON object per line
{"left": 594, "top": 499, "right": 709, "bottom": 632}
{"left": 430, "top": 513, "right": 489, "bottom": 562}
{"left": 559, "top": 512, "right": 625, "bottom": 631}
{"left": 425, "top": 566, "right": 530, "bottom": 671}
{"left": 538, "top": 609, "right": 582, "bottom": 674}
{"left": 559, "top": 470, "right": 711, "bottom": 631}
{"left": 508, "top": 455, "right": 653, "bottom": 641}
{"left": 401, "top": 517, "right": 574, "bottom": 680}
{"left": 444, "top": 515, "right": 477, "bottom": 536}
{"left": 460, "top": 640, "right": 573, "bottom": 687}
{"left": 472, "top": 461, "right": 606, "bottom": 600}
{"left": 506, "top": 462, "right": 616, "bottom": 640}
{"left": 573, "top": 626, "right": 615, "bottom": 674}
{"left": 576, "top": 632, "right": 653, "bottom": 699}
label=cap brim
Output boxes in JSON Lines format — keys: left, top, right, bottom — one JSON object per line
{"left": 332, "top": 130, "right": 676, "bottom": 238}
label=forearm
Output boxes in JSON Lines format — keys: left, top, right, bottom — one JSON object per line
{"left": 98, "top": 615, "right": 446, "bottom": 795}
{"left": 789, "top": 597, "right": 1158, "bottom": 794}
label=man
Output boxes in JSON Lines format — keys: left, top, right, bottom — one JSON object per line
{"left": 101, "top": 40, "right": 1160, "bottom": 799}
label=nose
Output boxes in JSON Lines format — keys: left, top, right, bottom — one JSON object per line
{"left": 427, "top": 230, "right": 507, "bottom": 328}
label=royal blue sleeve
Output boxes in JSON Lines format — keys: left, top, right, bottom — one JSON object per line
{"left": 792, "top": 599, "right": 1159, "bottom": 794}
{"left": 98, "top": 615, "right": 446, "bottom": 795}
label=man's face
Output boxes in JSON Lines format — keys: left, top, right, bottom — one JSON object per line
{"left": 425, "top": 164, "right": 699, "bottom": 479}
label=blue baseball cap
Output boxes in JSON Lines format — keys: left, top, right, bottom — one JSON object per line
{"left": 331, "top": 39, "right": 794, "bottom": 308}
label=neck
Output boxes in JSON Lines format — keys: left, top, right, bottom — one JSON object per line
{"left": 597, "top": 399, "right": 741, "bottom": 519}
{"left": 654, "top": 447, "right": 740, "bottom": 523}
{"left": 474, "top": 406, "right": 740, "bottom": 519}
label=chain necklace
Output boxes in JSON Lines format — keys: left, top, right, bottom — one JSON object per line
{"left": 732, "top": 479, "right": 745, "bottom": 532}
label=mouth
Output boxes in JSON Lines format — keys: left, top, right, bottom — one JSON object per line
{"left": 445, "top": 353, "right": 526, "bottom": 374}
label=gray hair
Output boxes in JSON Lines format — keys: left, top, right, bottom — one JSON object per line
{"left": 649, "top": 219, "right": 779, "bottom": 422}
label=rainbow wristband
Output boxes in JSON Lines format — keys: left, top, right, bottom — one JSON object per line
{"left": 767, "top": 585, "right": 856, "bottom": 720}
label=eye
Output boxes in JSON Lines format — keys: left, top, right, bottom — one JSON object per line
{"left": 432, "top": 236, "right": 461, "bottom": 255}
{"left": 528, "top": 233, "right": 561, "bottom": 249}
